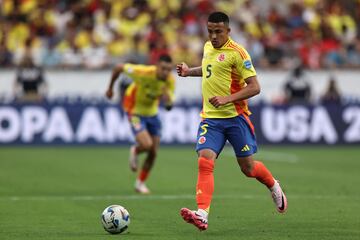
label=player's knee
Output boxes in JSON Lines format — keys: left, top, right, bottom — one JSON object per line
{"left": 241, "top": 166, "right": 255, "bottom": 177}
{"left": 240, "top": 162, "right": 256, "bottom": 177}
{"left": 198, "top": 157, "right": 215, "bottom": 174}
{"left": 238, "top": 157, "right": 256, "bottom": 177}
{"left": 198, "top": 149, "right": 217, "bottom": 160}
{"left": 140, "top": 141, "right": 153, "bottom": 151}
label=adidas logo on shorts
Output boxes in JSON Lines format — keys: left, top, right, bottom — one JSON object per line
{"left": 241, "top": 144, "right": 250, "bottom": 152}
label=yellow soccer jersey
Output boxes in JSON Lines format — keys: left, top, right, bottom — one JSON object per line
{"left": 201, "top": 38, "right": 257, "bottom": 118}
{"left": 122, "top": 64, "right": 175, "bottom": 116}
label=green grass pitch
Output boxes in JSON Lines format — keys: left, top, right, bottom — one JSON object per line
{"left": 0, "top": 146, "right": 359, "bottom": 240}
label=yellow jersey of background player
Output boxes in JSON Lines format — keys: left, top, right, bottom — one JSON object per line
{"left": 106, "top": 54, "right": 175, "bottom": 194}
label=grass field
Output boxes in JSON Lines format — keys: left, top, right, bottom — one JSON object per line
{"left": 0, "top": 146, "right": 359, "bottom": 240}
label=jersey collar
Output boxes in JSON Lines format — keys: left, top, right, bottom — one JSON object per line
{"left": 223, "top": 38, "right": 232, "bottom": 48}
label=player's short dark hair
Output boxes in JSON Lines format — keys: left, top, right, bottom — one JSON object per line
{"left": 158, "top": 54, "right": 172, "bottom": 63}
{"left": 208, "top": 12, "right": 229, "bottom": 26}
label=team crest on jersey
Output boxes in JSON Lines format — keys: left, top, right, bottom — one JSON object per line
{"left": 217, "top": 53, "right": 226, "bottom": 62}
{"left": 198, "top": 136, "right": 206, "bottom": 144}
{"left": 244, "top": 60, "right": 252, "bottom": 69}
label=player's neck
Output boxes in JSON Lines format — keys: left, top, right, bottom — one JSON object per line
{"left": 213, "top": 38, "right": 230, "bottom": 49}
{"left": 156, "top": 75, "right": 166, "bottom": 81}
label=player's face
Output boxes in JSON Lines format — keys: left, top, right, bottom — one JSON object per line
{"left": 156, "top": 61, "right": 173, "bottom": 80}
{"left": 207, "top": 22, "right": 230, "bottom": 48}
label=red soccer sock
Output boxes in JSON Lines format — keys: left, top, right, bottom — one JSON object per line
{"left": 196, "top": 157, "right": 215, "bottom": 212}
{"left": 248, "top": 161, "right": 275, "bottom": 188}
{"left": 138, "top": 169, "right": 149, "bottom": 182}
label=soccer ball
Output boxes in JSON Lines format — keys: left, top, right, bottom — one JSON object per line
{"left": 101, "top": 205, "right": 130, "bottom": 234}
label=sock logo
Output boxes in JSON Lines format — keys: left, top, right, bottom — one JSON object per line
{"left": 241, "top": 144, "right": 250, "bottom": 152}
{"left": 196, "top": 189, "right": 203, "bottom": 195}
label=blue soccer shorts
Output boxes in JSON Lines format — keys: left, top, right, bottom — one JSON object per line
{"left": 127, "top": 114, "right": 162, "bottom": 137}
{"left": 195, "top": 114, "right": 257, "bottom": 158}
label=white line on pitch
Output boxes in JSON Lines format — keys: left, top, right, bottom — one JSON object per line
{"left": 0, "top": 194, "right": 358, "bottom": 201}
{"left": 223, "top": 149, "right": 299, "bottom": 163}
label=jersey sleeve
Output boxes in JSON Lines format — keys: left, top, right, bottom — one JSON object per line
{"left": 123, "top": 64, "right": 150, "bottom": 81}
{"left": 235, "top": 48, "right": 257, "bottom": 80}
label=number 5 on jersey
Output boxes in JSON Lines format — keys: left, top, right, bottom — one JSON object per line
{"left": 206, "top": 64, "right": 212, "bottom": 78}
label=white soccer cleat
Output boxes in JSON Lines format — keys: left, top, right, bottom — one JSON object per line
{"left": 129, "top": 145, "right": 138, "bottom": 172}
{"left": 270, "top": 180, "right": 288, "bottom": 213}
{"left": 135, "top": 179, "right": 150, "bottom": 194}
{"left": 180, "top": 208, "right": 208, "bottom": 231}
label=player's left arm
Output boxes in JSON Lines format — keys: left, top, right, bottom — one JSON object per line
{"left": 209, "top": 76, "right": 260, "bottom": 108}
{"left": 209, "top": 48, "right": 260, "bottom": 108}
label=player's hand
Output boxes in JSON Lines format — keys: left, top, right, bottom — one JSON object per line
{"left": 209, "top": 96, "right": 231, "bottom": 108}
{"left": 176, "top": 62, "right": 189, "bottom": 77}
{"left": 105, "top": 89, "right": 113, "bottom": 99}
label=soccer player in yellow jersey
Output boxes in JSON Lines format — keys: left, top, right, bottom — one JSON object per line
{"left": 106, "top": 54, "right": 175, "bottom": 194}
{"left": 176, "top": 12, "right": 288, "bottom": 230}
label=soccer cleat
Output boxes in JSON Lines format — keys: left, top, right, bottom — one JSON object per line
{"left": 180, "top": 208, "right": 208, "bottom": 231}
{"left": 129, "top": 145, "right": 138, "bottom": 172}
{"left": 135, "top": 179, "right": 150, "bottom": 194}
{"left": 270, "top": 180, "right": 288, "bottom": 213}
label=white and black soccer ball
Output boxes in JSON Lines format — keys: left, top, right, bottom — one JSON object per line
{"left": 101, "top": 205, "right": 130, "bottom": 234}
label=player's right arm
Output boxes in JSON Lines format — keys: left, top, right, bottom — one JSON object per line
{"left": 176, "top": 62, "right": 202, "bottom": 77}
{"left": 209, "top": 76, "right": 261, "bottom": 108}
{"left": 106, "top": 64, "right": 125, "bottom": 99}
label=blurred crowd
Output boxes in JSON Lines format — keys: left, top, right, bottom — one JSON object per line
{"left": 1, "top": 0, "right": 360, "bottom": 69}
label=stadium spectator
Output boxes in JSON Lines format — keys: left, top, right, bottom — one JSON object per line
{"left": 176, "top": 12, "right": 287, "bottom": 231}
{"left": 0, "top": 0, "right": 360, "bottom": 69}
{"left": 0, "top": 38, "right": 12, "bottom": 66}
{"left": 321, "top": 75, "right": 342, "bottom": 104}
{"left": 172, "top": 36, "right": 202, "bottom": 67}
{"left": 263, "top": 29, "right": 285, "bottom": 67}
{"left": 42, "top": 43, "right": 62, "bottom": 68}
{"left": 14, "top": 55, "right": 47, "bottom": 102}
{"left": 123, "top": 34, "right": 148, "bottom": 64}
{"left": 105, "top": 54, "right": 175, "bottom": 194}
{"left": 82, "top": 36, "right": 108, "bottom": 69}
{"left": 298, "top": 30, "right": 322, "bottom": 69}
{"left": 320, "top": 24, "right": 345, "bottom": 67}
{"left": 284, "top": 64, "right": 312, "bottom": 104}
{"left": 347, "top": 38, "right": 360, "bottom": 67}
{"left": 148, "top": 33, "right": 170, "bottom": 65}
{"left": 13, "top": 36, "right": 44, "bottom": 66}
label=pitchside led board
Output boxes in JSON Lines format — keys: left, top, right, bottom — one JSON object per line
{"left": 0, "top": 103, "right": 359, "bottom": 145}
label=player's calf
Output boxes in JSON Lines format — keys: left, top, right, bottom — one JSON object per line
{"left": 129, "top": 145, "right": 138, "bottom": 172}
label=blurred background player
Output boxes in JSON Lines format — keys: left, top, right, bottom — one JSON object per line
{"left": 106, "top": 54, "right": 175, "bottom": 194}
{"left": 176, "top": 12, "right": 287, "bottom": 231}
